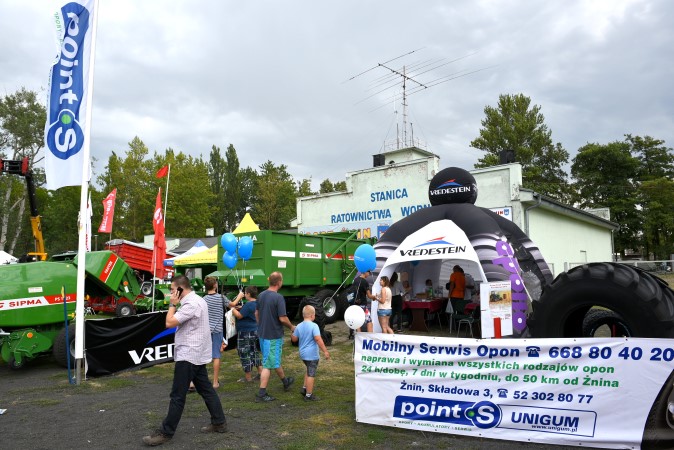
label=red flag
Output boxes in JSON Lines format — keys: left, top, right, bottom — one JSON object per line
{"left": 98, "top": 188, "right": 117, "bottom": 233}
{"left": 153, "top": 188, "right": 166, "bottom": 274}
{"left": 156, "top": 165, "right": 169, "bottom": 178}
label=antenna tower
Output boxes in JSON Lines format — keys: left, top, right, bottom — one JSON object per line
{"left": 347, "top": 49, "right": 491, "bottom": 151}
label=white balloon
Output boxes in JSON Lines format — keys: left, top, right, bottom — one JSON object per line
{"left": 344, "top": 305, "right": 366, "bottom": 330}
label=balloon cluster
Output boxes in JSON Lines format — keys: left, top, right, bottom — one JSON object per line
{"left": 220, "top": 233, "right": 254, "bottom": 269}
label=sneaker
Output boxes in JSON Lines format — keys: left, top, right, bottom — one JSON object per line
{"left": 237, "top": 377, "right": 253, "bottom": 383}
{"left": 300, "top": 387, "right": 307, "bottom": 396}
{"left": 303, "top": 394, "right": 319, "bottom": 402}
{"left": 142, "top": 431, "right": 171, "bottom": 446}
{"left": 201, "top": 423, "right": 227, "bottom": 433}
{"left": 283, "top": 376, "right": 295, "bottom": 392}
{"left": 252, "top": 373, "right": 261, "bottom": 381}
{"left": 255, "top": 393, "right": 276, "bottom": 402}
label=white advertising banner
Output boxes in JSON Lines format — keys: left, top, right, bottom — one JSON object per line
{"left": 355, "top": 333, "right": 674, "bottom": 449}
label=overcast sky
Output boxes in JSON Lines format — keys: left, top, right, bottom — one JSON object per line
{"left": 2, "top": 0, "right": 673, "bottom": 189}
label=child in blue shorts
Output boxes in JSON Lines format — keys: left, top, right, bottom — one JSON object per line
{"left": 291, "top": 305, "right": 331, "bottom": 401}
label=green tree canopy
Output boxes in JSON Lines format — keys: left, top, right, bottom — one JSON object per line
{"left": 208, "top": 145, "right": 226, "bottom": 232}
{"left": 253, "top": 161, "right": 296, "bottom": 229}
{"left": 570, "top": 140, "right": 641, "bottom": 256}
{"left": 296, "top": 178, "right": 314, "bottom": 197}
{"left": 471, "top": 93, "right": 571, "bottom": 201}
{"left": 0, "top": 88, "right": 47, "bottom": 256}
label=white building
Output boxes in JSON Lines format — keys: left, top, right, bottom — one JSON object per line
{"left": 292, "top": 147, "right": 618, "bottom": 276}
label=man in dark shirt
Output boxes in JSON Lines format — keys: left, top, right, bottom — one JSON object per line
{"left": 353, "top": 270, "right": 376, "bottom": 332}
{"left": 255, "top": 271, "right": 296, "bottom": 402}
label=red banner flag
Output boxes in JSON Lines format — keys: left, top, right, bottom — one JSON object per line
{"left": 153, "top": 188, "right": 166, "bottom": 274}
{"left": 98, "top": 188, "right": 117, "bottom": 233}
{"left": 156, "top": 165, "right": 169, "bottom": 178}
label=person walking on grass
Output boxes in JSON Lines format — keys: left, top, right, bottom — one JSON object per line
{"left": 255, "top": 271, "right": 296, "bottom": 402}
{"left": 231, "top": 286, "right": 263, "bottom": 383}
{"left": 291, "top": 305, "right": 330, "bottom": 401}
{"left": 202, "top": 276, "right": 229, "bottom": 389}
{"left": 142, "top": 275, "right": 226, "bottom": 446}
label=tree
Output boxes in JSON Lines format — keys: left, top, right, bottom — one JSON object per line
{"left": 223, "top": 144, "right": 242, "bottom": 231}
{"left": 253, "top": 161, "right": 296, "bottom": 230}
{"left": 570, "top": 141, "right": 641, "bottom": 256}
{"left": 626, "top": 135, "right": 674, "bottom": 258}
{"left": 639, "top": 177, "right": 674, "bottom": 259}
{"left": 0, "top": 88, "right": 47, "bottom": 257}
{"left": 471, "top": 94, "right": 571, "bottom": 201}
{"left": 208, "top": 145, "right": 227, "bottom": 233}
{"left": 239, "top": 166, "right": 258, "bottom": 217}
{"left": 159, "top": 152, "right": 214, "bottom": 237}
{"left": 626, "top": 134, "right": 674, "bottom": 181}
{"left": 296, "top": 178, "right": 314, "bottom": 197}
{"left": 334, "top": 181, "right": 347, "bottom": 192}
{"left": 319, "top": 179, "right": 334, "bottom": 193}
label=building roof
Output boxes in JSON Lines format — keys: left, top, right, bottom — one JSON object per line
{"left": 519, "top": 189, "right": 619, "bottom": 231}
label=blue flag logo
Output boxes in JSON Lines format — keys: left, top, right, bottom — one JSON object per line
{"left": 46, "top": 2, "right": 90, "bottom": 161}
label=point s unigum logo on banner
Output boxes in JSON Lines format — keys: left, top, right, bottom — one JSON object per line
{"left": 46, "top": 2, "right": 90, "bottom": 160}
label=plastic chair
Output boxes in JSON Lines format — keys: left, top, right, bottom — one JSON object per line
{"left": 450, "top": 299, "right": 471, "bottom": 334}
{"left": 456, "top": 303, "right": 480, "bottom": 338}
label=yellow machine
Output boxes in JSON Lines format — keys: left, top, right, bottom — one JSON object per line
{"left": 0, "top": 157, "right": 47, "bottom": 261}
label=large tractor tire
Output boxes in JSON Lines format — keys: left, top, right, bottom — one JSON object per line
{"left": 582, "top": 309, "right": 632, "bottom": 337}
{"left": 314, "top": 289, "right": 339, "bottom": 324}
{"left": 641, "top": 368, "right": 674, "bottom": 449}
{"left": 115, "top": 302, "right": 135, "bottom": 318}
{"left": 53, "top": 324, "right": 76, "bottom": 368}
{"left": 530, "top": 263, "right": 674, "bottom": 338}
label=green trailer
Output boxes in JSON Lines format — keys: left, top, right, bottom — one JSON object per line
{"left": 0, "top": 250, "right": 142, "bottom": 369}
{"left": 210, "top": 230, "right": 373, "bottom": 322}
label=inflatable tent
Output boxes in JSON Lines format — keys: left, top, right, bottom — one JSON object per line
{"left": 370, "top": 167, "right": 553, "bottom": 337}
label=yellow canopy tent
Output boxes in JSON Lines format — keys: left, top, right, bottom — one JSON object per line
{"left": 232, "top": 212, "right": 260, "bottom": 234}
{"left": 174, "top": 245, "right": 218, "bottom": 266}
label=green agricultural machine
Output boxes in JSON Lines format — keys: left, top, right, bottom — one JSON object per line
{"left": 0, "top": 251, "right": 142, "bottom": 369}
{"left": 212, "top": 230, "right": 373, "bottom": 322}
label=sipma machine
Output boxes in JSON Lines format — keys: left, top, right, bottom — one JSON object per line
{"left": 0, "top": 251, "right": 142, "bottom": 369}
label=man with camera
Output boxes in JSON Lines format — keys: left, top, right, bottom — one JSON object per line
{"left": 143, "top": 275, "right": 226, "bottom": 446}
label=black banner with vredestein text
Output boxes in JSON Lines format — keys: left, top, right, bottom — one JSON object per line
{"left": 85, "top": 311, "right": 175, "bottom": 376}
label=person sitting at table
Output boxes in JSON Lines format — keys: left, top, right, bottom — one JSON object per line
{"left": 424, "top": 279, "right": 434, "bottom": 298}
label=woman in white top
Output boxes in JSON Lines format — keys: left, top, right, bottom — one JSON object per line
{"left": 376, "top": 276, "right": 394, "bottom": 334}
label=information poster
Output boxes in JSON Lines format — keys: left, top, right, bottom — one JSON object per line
{"left": 355, "top": 333, "right": 674, "bottom": 449}
{"left": 480, "top": 281, "right": 513, "bottom": 338}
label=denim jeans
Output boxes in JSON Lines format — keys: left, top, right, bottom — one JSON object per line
{"left": 160, "top": 360, "right": 226, "bottom": 436}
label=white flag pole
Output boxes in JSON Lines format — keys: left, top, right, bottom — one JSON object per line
{"left": 163, "top": 164, "right": 170, "bottom": 226}
{"left": 74, "top": 0, "right": 99, "bottom": 385}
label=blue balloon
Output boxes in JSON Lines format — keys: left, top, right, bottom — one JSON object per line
{"left": 220, "top": 233, "right": 237, "bottom": 254}
{"left": 222, "top": 251, "right": 238, "bottom": 269}
{"left": 238, "top": 236, "right": 254, "bottom": 261}
{"left": 354, "top": 244, "right": 376, "bottom": 273}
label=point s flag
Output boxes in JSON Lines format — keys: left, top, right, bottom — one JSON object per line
{"left": 153, "top": 188, "right": 166, "bottom": 274}
{"left": 98, "top": 188, "right": 117, "bottom": 233}
{"left": 44, "top": 0, "right": 97, "bottom": 191}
